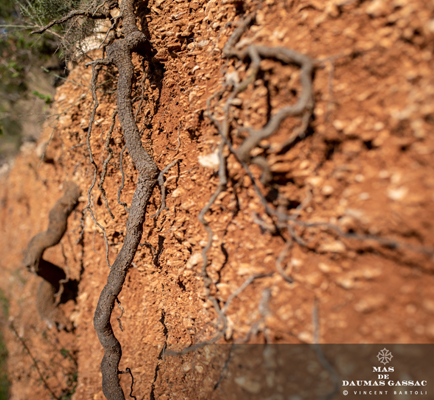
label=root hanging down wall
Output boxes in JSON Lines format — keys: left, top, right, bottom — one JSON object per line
{"left": 1, "top": 0, "right": 434, "bottom": 399}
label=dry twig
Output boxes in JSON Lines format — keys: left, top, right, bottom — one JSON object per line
{"left": 81, "top": 62, "right": 111, "bottom": 269}
{"left": 99, "top": 110, "right": 118, "bottom": 219}
{"left": 151, "top": 159, "right": 180, "bottom": 218}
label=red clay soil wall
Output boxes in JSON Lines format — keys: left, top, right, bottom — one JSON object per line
{"left": 0, "top": 0, "right": 434, "bottom": 399}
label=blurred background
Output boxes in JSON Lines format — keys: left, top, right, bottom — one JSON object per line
{"left": 0, "top": 1, "right": 69, "bottom": 397}
{"left": 0, "top": 0, "right": 70, "bottom": 168}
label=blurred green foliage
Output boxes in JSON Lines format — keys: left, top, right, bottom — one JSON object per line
{"left": 0, "top": 0, "right": 107, "bottom": 161}
{"left": 19, "top": 0, "right": 81, "bottom": 27}
{"left": 0, "top": 0, "right": 64, "bottom": 161}
{"left": 0, "top": 0, "right": 60, "bottom": 97}
{"left": 0, "top": 289, "right": 9, "bottom": 400}
{"left": 32, "top": 89, "right": 53, "bottom": 104}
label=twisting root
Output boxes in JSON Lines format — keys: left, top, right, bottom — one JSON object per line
{"left": 194, "top": 10, "right": 434, "bottom": 349}
{"left": 118, "top": 368, "right": 137, "bottom": 400}
{"left": 224, "top": 132, "right": 434, "bottom": 256}
{"left": 166, "top": 18, "right": 277, "bottom": 354}
{"left": 222, "top": 12, "right": 314, "bottom": 184}
{"left": 23, "top": 182, "right": 80, "bottom": 273}
{"left": 91, "top": 1, "right": 158, "bottom": 398}
{"left": 191, "top": 9, "right": 432, "bottom": 348}
{"left": 23, "top": 182, "right": 80, "bottom": 329}
{"left": 82, "top": 62, "right": 111, "bottom": 269}
{"left": 171, "top": 12, "right": 310, "bottom": 351}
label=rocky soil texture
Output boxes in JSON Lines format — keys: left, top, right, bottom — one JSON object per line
{"left": 0, "top": 0, "right": 434, "bottom": 399}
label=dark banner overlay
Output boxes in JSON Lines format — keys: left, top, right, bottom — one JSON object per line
{"left": 158, "top": 344, "right": 434, "bottom": 399}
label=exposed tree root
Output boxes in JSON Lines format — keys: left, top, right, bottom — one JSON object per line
{"left": 23, "top": 182, "right": 80, "bottom": 329}
{"left": 176, "top": 8, "right": 434, "bottom": 353}
{"left": 37, "top": 1, "right": 159, "bottom": 397}
{"left": 222, "top": 14, "right": 314, "bottom": 184}
{"left": 88, "top": 1, "right": 158, "bottom": 398}
{"left": 164, "top": 10, "right": 315, "bottom": 356}
{"left": 28, "top": 2, "right": 434, "bottom": 398}
{"left": 118, "top": 368, "right": 136, "bottom": 400}
{"left": 23, "top": 182, "right": 79, "bottom": 273}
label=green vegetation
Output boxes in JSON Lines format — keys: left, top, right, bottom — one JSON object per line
{"left": 0, "top": 289, "right": 10, "bottom": 400}
{"left": 0, "top": 0, "right": 60, "bottom": 97}
{"left": 0, "top": 0, "right": 107, "bottom": 164}
{"left": 0, "top": 0, "right": 63, "bottom": 162}
{"left": 0, "top": 290, "right": 9, "bottom": 319}
{"left": 15, "top": 0, "right": 101, "bottom": 62}
{"left": 19, "top": 0, "right": 81, "bottom": 27}
{"left": 32, "top": 89, "right": 53, "bottom": 104}
{"left": 60, "top": 348, "right": 78, "bottom": 400}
